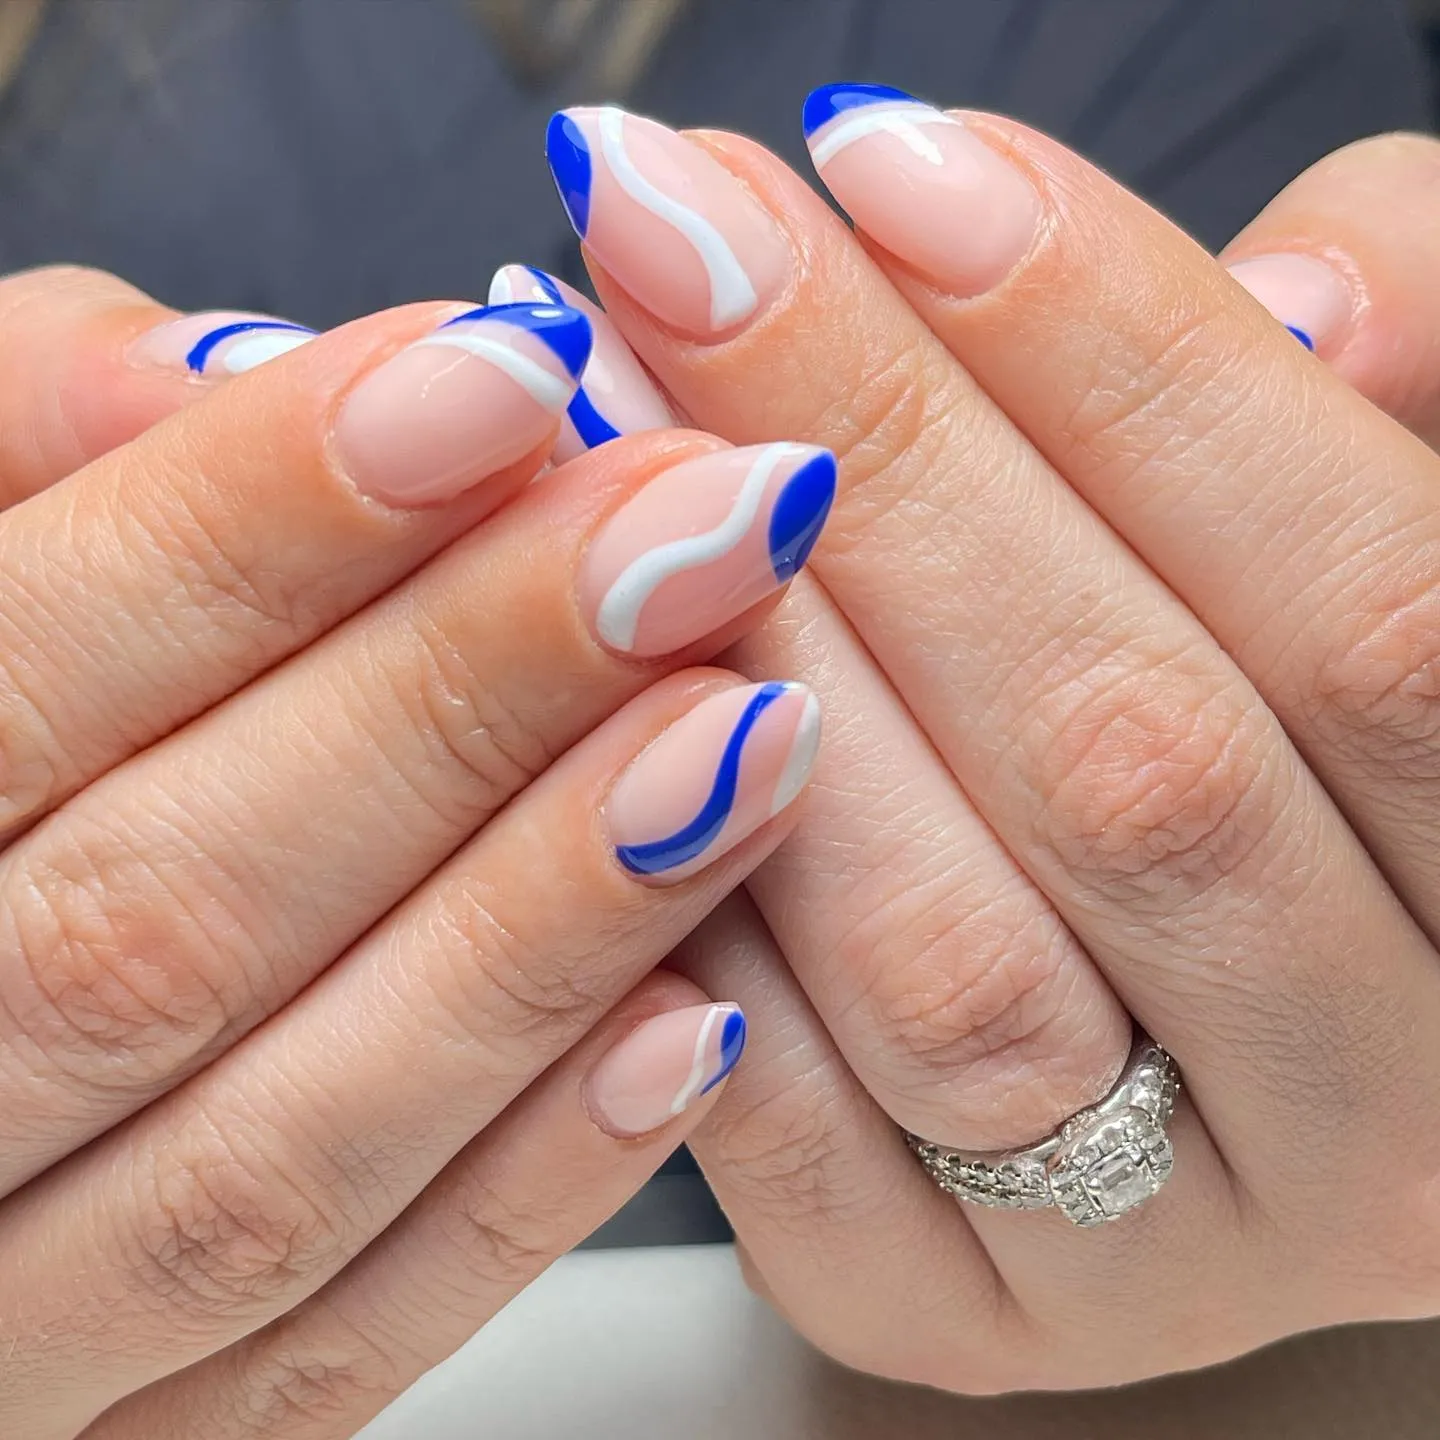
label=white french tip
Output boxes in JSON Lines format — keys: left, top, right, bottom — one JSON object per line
{"left": 770, "top": 688, "right": 822, "bottom": 816}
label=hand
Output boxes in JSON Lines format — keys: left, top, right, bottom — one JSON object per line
{"left": 0, "top": 270, "right": 836, "bottom": 1437}
{"left": 532, "top": 97, "right": 1440, "bottom": 1391}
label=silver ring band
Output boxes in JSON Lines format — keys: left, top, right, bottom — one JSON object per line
{"left": 906, "top": 1030, "right": 1180, "bottom": 1227}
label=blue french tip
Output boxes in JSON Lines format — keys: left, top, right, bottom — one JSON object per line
{"left": 1286, "top": 324, "right": 1316, "bottom": 352}
{"left": 186, "top": 319, "right": 315, "bottom": 374}
{"left": 703, "top": 1008, "right": 748, "bottom": 1095}
{"left": 443, "top": 301, "right": 594, "bottom": 380}
{"left": 547, "top": 111, "right": 593, "bottom": 239}
{"left": 767, "top": 450, "right": 837, "bottom": 583}
{"left": 802, "top": 82, "right": 922, "bottom": 138}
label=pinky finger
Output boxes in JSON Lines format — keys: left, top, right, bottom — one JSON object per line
{"left": 82, "top": 972, "right": 744, "bottom": 1440}
{"left": 1221, "top": 133, "right": 1440, "bottom": 447}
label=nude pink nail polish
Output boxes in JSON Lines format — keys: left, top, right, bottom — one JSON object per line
{"left": 547, "top": 106, "right": 791, "bottom": 340}
{"left": 129, "top": 310, "right": 317, "bottom": 376}
{"left": 489, "top": 263, "right": 676, "bottom": 463}
{"left": 333, "top": 302, "right": 591, "bottom": 508}
{"left": 579, "top": 442, "right": 836, "bottom": 657}
{"left": 1227, "top": 254, "right": 1353, "bottom": 355}
{"left": 608, "top": 682, "right": 821, "bottom": 882}
{"left": 586, "top": 1002, "right": 747, "bottom": 1138}
{"left": 803, "top": 84, "right": 1041, "bottom": 297}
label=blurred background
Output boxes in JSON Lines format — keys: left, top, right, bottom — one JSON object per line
{"left": 0, "top": 0, "right": 1431, "bottom": 329}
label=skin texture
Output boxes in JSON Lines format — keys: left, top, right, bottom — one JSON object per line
{"left": 0, "top": 269, "right": 825, "bottom": 1438}
{"left": 6, "top": 116, "right": 1440, "bottom": 1434}
{"left": 532, "top": 105, "right": 1440, "bottom": 1396}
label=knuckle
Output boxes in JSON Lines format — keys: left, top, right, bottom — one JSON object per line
{"left": 131, "top": 1118, "right": 354, "bottom": 1321}
{"left": 4, "top": 818, "right": 244, "bottom": 1086}
{"left": 1022, "top": 647, "right": 1281, "bottom": 910}
{"left": 1305, "top": 575, "right": 1440, "bottom": 778}
{"left": 230, "top": 1325, "right": 403, "bottom": 1434}
{"left": 846, "top": 893, "right": 1121, "bottom": 1141}
{"left": 803, "top": 335, "right": 971, "bottom": 548}
{"left": 402, "top": 602, "right": 557, "bottom": 817}
{"left": 114, "top": 447, "right": 311, "bottom": 649}
{"left": 430, "top": 882, "right": 608, "bottom": 1053}
{"left": 440, "top": 1182, "right": 561, "bottom": 1291}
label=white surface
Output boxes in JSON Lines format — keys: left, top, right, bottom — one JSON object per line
{"left": 358, "top": 1245, "right": 846, "bottom": 1440}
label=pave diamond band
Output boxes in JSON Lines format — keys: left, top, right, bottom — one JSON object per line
{"left": 906, "top": 1032, "right": 1180, "bottom": 1227}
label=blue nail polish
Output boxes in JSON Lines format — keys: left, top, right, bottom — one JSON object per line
{"left": 802, "top": 82, "right": 922, "bottom": 138}
{"left": 442, "top": 301, "right": 593, "bottom": 380}
{"left": 701, "top": 1008, "right": 748, "bottom": 1095}
{"left": 547, "top": 111, "right": 593, "bottom": 239}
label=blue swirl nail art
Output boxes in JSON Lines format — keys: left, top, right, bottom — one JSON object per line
{"left": 700, "top": 1008, "right": 748, "bottom": 1095}
{"left": 767, "top": 450, "right": 837, "bottom": 582}
{"left": 617, "top": 682, "right": 787, "bottom": 876}
{"left": 441, "top": 301, "right": 593, "bottom": 380}
{"left": 802, "top": 82, "right": 921, "bottom": 138}
{"left": 186, "top": 319, "right": 316, "bottom": 374}
{"left": 547, "top": 112, "right": 594, "bottom": 239}
{"left": 1287, "top": 324, "right": 1317, "bottom": 352}
{"left": 511, "top": 267, "right": 624, "bottom": 450}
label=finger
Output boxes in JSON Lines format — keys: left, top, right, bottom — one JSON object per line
{"left": 726, "top": 574, "right": 1131, "bottom": 1150}
{"left": 548, "top": 105, "right": 1440, "bottom": 1200}
{"left": 0, "top": 675, "right": 821, "bottom": 1434}
{"left": 84, "top": 971, "right": 737, "bottom": 1440}
{"left": 0, "top": 299, "right": 588, "bottom": 836}
{"left": 1220, "top": 133, "right": 1440, "bottom": 447}
{"left": 0, "top": 266, "right": 315, "bottom": 509}
{"left": 671, "top": 897, "right": 1244, "bottom": 1393}
{"left": 801, "top": 92, "right": 1440, "bottom": 949}
{"left": 0, "top": 436, "right": 834, "bottom": 1192}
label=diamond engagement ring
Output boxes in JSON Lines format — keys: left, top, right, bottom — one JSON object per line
{"left": 906, "top": 1031, "right": 1180, "bottom": 1227}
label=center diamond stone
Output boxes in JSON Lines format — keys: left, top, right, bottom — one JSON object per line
{"left": 1086, "top": 1148, "right": 1158, "bottom": 1216}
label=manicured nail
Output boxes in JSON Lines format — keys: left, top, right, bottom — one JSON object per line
{"left": 609, "top": 681, "right": 821, "bottom": 881}
{"left": 129, "top": 311, "right": 317, "bottom": 376}
{"left": 333, "top": 302, "right": 592, "bottom": 508}
{"left": 489, "top": 263, "right": 675, "bottom": 463}
{"left": 586, "top": 1002, "right": 747, "bottom": 1138}
{"left": 803, "top": 83, "right": 1041, "bottom": 297}
{"left": 1227, "top": 254, "right": 1353, "bottom": 354}
{"left": 581, "top": 442, "right": 835, "bottom": 656}
{"left": 546, "top": 106, "right": 790, "bottom": 340}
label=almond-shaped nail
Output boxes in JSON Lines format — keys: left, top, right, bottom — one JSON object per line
{"left": 129, "top": 310, "right": 317, "bottom": 376}
{"left": 586, "top": 1002, "right": 747, "bottom": 1138}
{"left": 1227, "top": 254, "right": 1353, "bottom": 354}
{"left": 803, "top": 83, "right": 1040, "bottom": 297}
{"left": 547, "top": 105, "right": 791, "bottom": 340}
{"left": 333, "top": 301, "right": 592, "bottom": 508}
{"left": 490, "top": 263, "right": 676, "bottom": 463}
{"left": 580, "top": 442, "right": 835, "bottom": 657}
{"left": 609, "top": 681, "right": 821, "bottom": 881}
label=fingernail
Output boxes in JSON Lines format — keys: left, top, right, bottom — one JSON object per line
{"left": 129, "top": 310, "right": 317, "bottom": 376}
{"left": 803, "top": 83, "right": 1041, "bottom": 297}
{"left": 546, "top": 106, "right": 790, "bottom": 340}
{"left": 609, "top": 681, "right": 821, "bottom": 882}
{"left": 333, "top": 301, "right": 592, "bottom": 508}
{"left": 489, "top": 263, "right": 676, "bottom": 463}
{"left": 586, "top": 1002, "right": 747, "bottom": 1138}
{"left": 581, "top": 442, "right": 836, "bottom": 656}
{"left": 1227, "top": 254, "right": 1353, "bottom": 355}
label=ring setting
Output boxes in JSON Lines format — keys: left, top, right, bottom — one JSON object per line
{"left": 906, "top": 1031, "right": 1179, "bottom": 1227}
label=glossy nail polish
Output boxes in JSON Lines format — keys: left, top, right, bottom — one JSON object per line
{"left": 333, "top": 302, "right": 592, "bottom": 508}
{"left": 580, "top": 442, "right": 835, "bottom": 656}
{"left": 489, "top": 263, "right": 675, "bottom": 463}
{"left": 130, "top": 311, "right": 317, "bottom": 375}
{"left": 608, "top": 681, "right": 821, "bottom": 881}
{"left": 802, "top": 83, "right": 1041, "bottom": 296}
{"left": 546, "top": 106, "right": 790, "bottom": 339}
{"left": 1227, "top": 254, "right": 1352, "bottom": 354}
{"left": 586, "top": 1002, "right": 747, "bottom": 1137}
